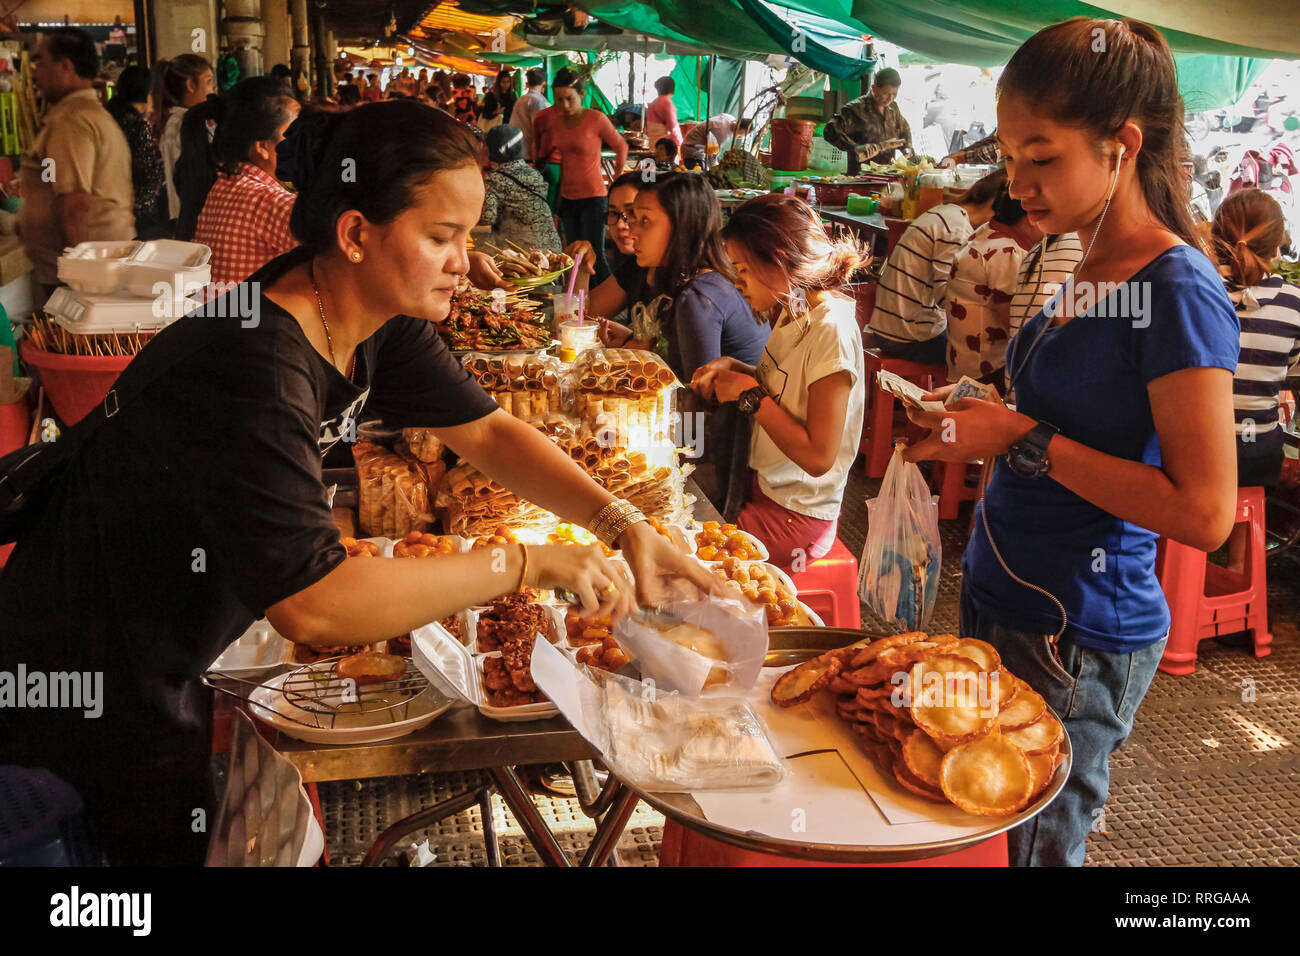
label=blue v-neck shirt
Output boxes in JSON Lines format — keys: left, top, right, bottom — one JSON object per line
{"left": 962, "top": 245, "right": 1240, "bottom": 653}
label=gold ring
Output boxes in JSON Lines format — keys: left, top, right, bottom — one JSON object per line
{"left": 600, "top": 582, "right": 617, "bottom": 596}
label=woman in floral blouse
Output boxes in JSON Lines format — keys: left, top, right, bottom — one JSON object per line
{"left": 943, "top": 186, "right": 1042, "bottom": 389}
{"left": 478, "top": 124, "right": 561, "bottom": 254}
{"left": 107, "top": 65, "right": 166, "bottom": 238}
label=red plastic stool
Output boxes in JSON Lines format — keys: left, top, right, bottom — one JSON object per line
{"left": 862, "top": 349, "right": 947, "bottom": 478}
{"left": 788, "top": 537, "right": 861, "bottom": 629}
{"left": 660, "top": 820, "right": 1007, "bottom": 866}
{"left": 931, "top": 459, "right": 984, "bottom": 521}
{"left": 1156, "top": 486, "right": 1272, "bottom": 675}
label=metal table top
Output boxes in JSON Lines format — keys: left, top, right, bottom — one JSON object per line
{"left": 241, "top": 479, "right": 721, "bottom": 784}
{"left": 819, "top": 208, "right": 892, "bottom": 237}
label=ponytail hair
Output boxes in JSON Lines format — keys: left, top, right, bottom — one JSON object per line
{"left": 174, "top": 77, "right": 295, "bottom": 240}
{"left": 1212, "top": 188, "right": 1288, "bottom": 289}
{"left": 997, "top": 17, "right": 1202, "bottom": 254}
{"left": 149, "top": 53, "right": 213, "bottom": 136}
{"left": 721, "top": 193, "right": 868, "bottom": 295}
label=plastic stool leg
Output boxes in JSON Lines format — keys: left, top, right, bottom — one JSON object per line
{"left": 1157, "top": 539, "right": 1208, "bottom": 676}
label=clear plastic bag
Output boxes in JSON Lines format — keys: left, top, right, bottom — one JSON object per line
{"left": 857, "top": 445, "right": 942, "bottom": 630}
{"left": 582, "top": 667, "right": 785, "bottom": 792}
{"left": 612, "top": 588, "right": 768, "bottom": 698}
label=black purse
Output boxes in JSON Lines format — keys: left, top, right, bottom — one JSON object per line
{"left": 0, "top": 322, "right": 219, "bottom": 545}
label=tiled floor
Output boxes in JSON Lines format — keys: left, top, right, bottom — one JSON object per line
{"left": 319, "top": 464, "right": 1300, "bottom": 866}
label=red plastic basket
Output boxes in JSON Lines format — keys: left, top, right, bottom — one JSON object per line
{"left": 21, "top": 341, "right": 132, "bottom": 425}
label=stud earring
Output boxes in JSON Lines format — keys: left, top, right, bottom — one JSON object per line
{"left": 351, "top": 252, "right": 361, "bottom": 262}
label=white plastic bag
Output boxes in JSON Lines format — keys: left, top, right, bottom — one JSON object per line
{"left": 858, "top": 445, "right": 942, "bottom": 630}
{"left": 612, "top": 585, "right": 768, "bottom": 698}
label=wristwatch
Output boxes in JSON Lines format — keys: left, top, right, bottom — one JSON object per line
{"left": 1005, "top": 421, "right": 1059, "bottom": 478}
{"left": 736, "top": 385, "right": 768, "bottom": 415}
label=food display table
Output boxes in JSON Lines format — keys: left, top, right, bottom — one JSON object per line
{"left": 599, "top": 627, "right": 1072, "bottom": 865}
{"left": 215, "top": 480, "right": 728, "bottom": 867}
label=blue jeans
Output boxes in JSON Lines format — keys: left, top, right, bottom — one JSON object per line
{"left": 559, "top": 195, "right": 610, "bottom": 284}
{"left": 960, "top": 591, "right": 1167, "bottom": 866}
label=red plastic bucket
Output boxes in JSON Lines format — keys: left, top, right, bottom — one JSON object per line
{"left": 770, "top": 119, "right": 815, "bottom": 172}
{"left": 21, "top": 341, "right": 133, "bottom": 425}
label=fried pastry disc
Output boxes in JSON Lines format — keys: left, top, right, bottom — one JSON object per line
{"left": 771, "top": 654, "right": 843, "bottom": 707}
{"left": 336, "top": 651, "right": 407, "bottom": 685}
{"left": 891, "top": 718, "right": 913, "bottom": 744}
{"left": 1003, "top": 711, "right": 1064, "bottom": 755}
{"left": 836, "top": 700, "right": 863, "bottom": 721}
{"left": 908, "top": 654, "right": 997, "bottom": 742}
{"left": 872, "top": 709, "right": 897, "bottom": 739}
{"left": 828, "top": 675, "right": 858, "bottom": 696}
{"left": 901, "top": 728, "right": 945, "bottom": 789}
{"left": 940, "top": 733, "right": 1034, "bottom": 816}
{"left": 876, "top": 641, "right": 941, "bottom": 677}
{"left": 892, "top": 757, "right": 948, "bottom": 802}
{"left": 997, "top": 685, "right": 1047, "bottom": 731}
{"left": 952, "top": 638, "right": 1002, "bottom": 673}
{"left": 856, "top": 692, "right": 885, "bottom": 714}
{"left": 1026, "top": 750, "right": 1057, "bottom": 799}
{"left": 879, "top": 696, "right": 914, "bottom": 724}
{"left": 884, "top": 735, "right": 905, "bottom": 765}
{"left": 996, "top": 668, "right": 1019, "bottom": 707}
{"left": 848, "top": 631, "right": 932, "bottom": 668}
{"left": 825, "top": 638, "right": 876, "bottom": 665}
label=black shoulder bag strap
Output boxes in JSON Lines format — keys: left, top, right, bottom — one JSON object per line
{"left": 0, "top": 320, "right": 222, "bottom": 541}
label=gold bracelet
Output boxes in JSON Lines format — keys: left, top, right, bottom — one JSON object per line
{"left": 588, "top": 499, "right": 645, "bottom": 548}
{"left": 516, "top": 543, "right": 530, "bottom": 592}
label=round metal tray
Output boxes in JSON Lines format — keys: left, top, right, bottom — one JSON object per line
{"left": 625, "top": 626, "right": 1073, "bottom": 864}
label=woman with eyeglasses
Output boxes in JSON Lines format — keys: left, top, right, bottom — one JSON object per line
{"left": 564, "top": 171, "right": 640, "bottom": 321}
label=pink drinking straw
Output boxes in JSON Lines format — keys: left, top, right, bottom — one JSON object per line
{"left": 578, "top": 289, "right": 586, "bottom": 325}
{"left": 565, "top": 250, "right": 585, "bottom": 298}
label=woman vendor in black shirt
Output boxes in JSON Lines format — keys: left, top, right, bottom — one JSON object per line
{"left": 0, "top": 102, "right": 714, "bottom": 866}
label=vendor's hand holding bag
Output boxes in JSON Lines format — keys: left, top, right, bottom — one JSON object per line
{"left": 857, "top": 444, "right": 942, "bottom": 630}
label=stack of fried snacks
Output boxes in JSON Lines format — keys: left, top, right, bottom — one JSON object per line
{"left": 568, "top": 348, "right": 677, "bottom": 451}
{"left": 355, "top": 441, "right": 438, "bottom": 538}
{"left": 462, "top": 353, "right": 565, "bottom": 419}
{"left": 570, "top": 348, "right": 677, "bottom": 395}
{"left": 401, "top": 428, "right": 445, "bottom": 463}
{"left": 771, "top": 633, "right": 1064, "bottom": 816}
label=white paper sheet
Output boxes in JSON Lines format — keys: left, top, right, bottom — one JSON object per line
{"left": 690, "top": 668, "right": 995, "bottom": 846}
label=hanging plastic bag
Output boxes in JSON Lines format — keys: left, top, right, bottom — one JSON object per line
{"left": 858, "top": 445, "right": 942, "bottom": 630}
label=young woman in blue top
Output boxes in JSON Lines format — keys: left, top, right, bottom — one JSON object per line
{"left": 905, "top": 18, "right": 1240, "bottom": 866}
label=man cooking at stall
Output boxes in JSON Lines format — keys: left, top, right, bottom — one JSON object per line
{"left": 823, "top": 68, "right": 912, "bottom": 174}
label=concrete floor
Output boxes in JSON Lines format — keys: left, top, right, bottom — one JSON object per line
{"left": 319, "top": 464, "right": 1300, "bottom": 866}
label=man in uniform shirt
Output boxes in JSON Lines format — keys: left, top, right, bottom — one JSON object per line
{"left": 20, "top": 28, "right": 133, "bottom": 297}
{"left": 823, "top": 68, "right": 911, "bottom": 174}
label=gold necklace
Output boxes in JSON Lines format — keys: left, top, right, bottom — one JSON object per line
{"left": 310, "top": 263, "right": 354, "bottom": 380}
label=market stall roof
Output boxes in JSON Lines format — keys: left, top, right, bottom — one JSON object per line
{"left": 846, "top": 0, "right": 1300, "bottom": 65}
{"left": 452, "top": 0, "right": 1299, "bottom": 65}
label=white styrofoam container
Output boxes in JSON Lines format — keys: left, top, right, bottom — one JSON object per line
{"left": 121, "top": 239, "right": 212, "bottom": 297}
{"left": 56, "top": 241, "right": 142, "bottom": 294}
{"left": 46, "top": 285, "right": 199, "bottom": 333}
{"left": 412, "top": 621, "right": 560, "bottom": 722}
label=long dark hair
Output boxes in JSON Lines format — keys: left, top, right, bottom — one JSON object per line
{"left": 149, "top": 53, "right": 212, "bottom": 136}
{"left": 997, "top": 17, "right": 1200, "bottom": 252}
{"left": 107, "top": 65, "right": 150, "bottom": 123}
{"left": 722, "top": 193, "right": 867, "bottom": 293}
{"left": 1212, "top": 188, "right": 1288, "bottom": 289}
{"left": 634, "top": 172, "right": 734, "bottom": 298}
{"left": 174, "top": 77, "right": 295, "bottom": 240}
{"left": 291, "top": 100, "right": 482, "bottom": 256}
